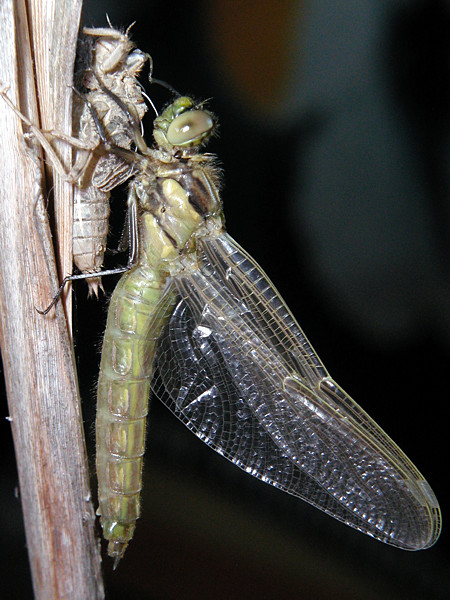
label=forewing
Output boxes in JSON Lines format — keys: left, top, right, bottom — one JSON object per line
{"left": 153, "top": 233, "right": 441, "bottom": 549}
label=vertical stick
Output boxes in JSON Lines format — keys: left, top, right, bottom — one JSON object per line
{"left": 0, "top": 1, "right": 104, "bottom": 598}
{"left": 30, "top": 0, "right": 80, "bottom": 327}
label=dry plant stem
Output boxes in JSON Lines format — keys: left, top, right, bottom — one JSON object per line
{"left": 0, "top": 1, "right": 104, "bottom": 599}
{"left": 29, "top": 0, "right": 78, "bottom": 323}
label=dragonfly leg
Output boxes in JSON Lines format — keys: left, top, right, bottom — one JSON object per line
{"left": 0, "top": 86, "right": 99, "bottom": 184}
{"left": 36, "top": 265, "right": 133, "bottom": 315}
{"left": 37, "top": 196, "right": 140, "bottom": 314}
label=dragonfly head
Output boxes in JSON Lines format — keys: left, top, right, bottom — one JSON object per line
{"left": 153, "top": 96, "right": 216, "bottom": 152}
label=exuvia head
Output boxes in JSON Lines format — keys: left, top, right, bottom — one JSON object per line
{"left": 153, "top": 96, "right": 216, "bottom": 152}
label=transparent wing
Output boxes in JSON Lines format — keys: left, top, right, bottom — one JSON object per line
{"left": 152, "top": 233, "right": 441, "bottom": 549}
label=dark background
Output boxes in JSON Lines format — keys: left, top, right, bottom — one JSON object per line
{"left": 1, "top": 1, "right": 449, "bottom": 598}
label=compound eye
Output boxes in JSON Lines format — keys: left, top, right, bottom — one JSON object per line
{"left": 167, "top": 110, "right": 214, "bottom": 146}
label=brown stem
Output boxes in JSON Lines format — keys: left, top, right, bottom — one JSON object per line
{"left": 0, "top": 1, "right": 104, "bottom": 598}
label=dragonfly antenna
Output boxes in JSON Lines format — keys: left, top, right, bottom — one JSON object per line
{"left": 150, "top": 76, "right": 180, "bottom": 98}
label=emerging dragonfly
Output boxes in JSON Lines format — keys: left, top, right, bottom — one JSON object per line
{"left": 94, "top": 90, "right": 441, "bottom": 564}
{"left": 1, "top": 53, "right": 441, "bottom": 561}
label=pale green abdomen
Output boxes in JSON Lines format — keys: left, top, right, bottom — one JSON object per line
{"left": 96, "top": 264, "right": 175, "bottom": 559}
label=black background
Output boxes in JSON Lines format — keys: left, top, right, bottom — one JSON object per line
{"left": 1, "top": 1, "right": 449, "bottom": 598}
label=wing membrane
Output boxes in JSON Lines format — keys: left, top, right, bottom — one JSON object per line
{"left": 152, "top": 233, "right": 441, "bottom": 549}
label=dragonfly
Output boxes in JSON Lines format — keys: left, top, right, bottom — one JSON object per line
{"left": 1, "top": 50, "right": 441, "bottom": 561}
{"left": 94, "top": 91, "right": 441, "bottom": 565}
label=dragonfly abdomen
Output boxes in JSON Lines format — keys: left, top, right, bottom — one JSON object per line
{"left": 73, "top": 186, "right": 110, "bottom": 296}
{"left": 96, "top": 264, "right": 176, "bottom": 562}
